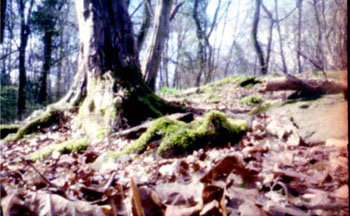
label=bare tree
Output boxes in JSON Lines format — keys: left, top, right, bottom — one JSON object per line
{"left": 17, "top": 0, "right": 34, "bottom": 118}
{"left": 142, "top": 0, "right": 173, "bottom": 91}
{"left": 192, "top": 0, "right": 221, "bottom": 86}
{"left": 136, "top": 0, "right": 152, "bottom": 51}
{"left": 296, "top": 0, "right": 303, "bottom": 73}
{"left": 0, "top": 0, "right": 6, "bottom": 43}
{"left": 252, "top": 0, "right": 267, "bottom": 75}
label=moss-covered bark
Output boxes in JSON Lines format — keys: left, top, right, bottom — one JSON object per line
{"left": 240, "top": 95, "right": 264, "bottom": 107}
{"left": 0, "top": 124, "right": 20, "bottom": 139}
{"left": 3, "top": 108, "right": 62, "bottom": 142}
{"left": 29, "top": 138, "right": 89, "bottom": 161}
{"left": 107, "top": 110, "right": 248, "bottom": 159}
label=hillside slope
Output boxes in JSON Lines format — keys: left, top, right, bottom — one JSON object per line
{"left": 0, "top": 74, "right": 348, "bottom": 216}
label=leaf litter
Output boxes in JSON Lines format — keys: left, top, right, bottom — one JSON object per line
{"left": 0, "top": 80, "right": 348, "bottom": 216}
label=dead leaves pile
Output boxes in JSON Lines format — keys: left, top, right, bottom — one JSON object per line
{"left": 0, "top": 111, "right": 349, "bottom": 215}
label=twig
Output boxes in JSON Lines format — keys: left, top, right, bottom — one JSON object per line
{"left": 21, "top": 157, "right": 56, "bottom": 188}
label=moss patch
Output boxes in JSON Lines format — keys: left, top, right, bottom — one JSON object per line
{"left": 248, "top": 103, "right": 271, "bottom": 114}
{"left": 204, "top": 76, "right": 263, "bottom": 88}
{"left": 4, "top": 108, "right": 62, "bottom": 142}
{"left": 108, "top": 110, "right": 248, "bottom": 159}
{"left": 0, "top": 124, "right": 20, "bottom": 139}
{"left": 29, "top": 138, "right": 89, "bottom": 161}
{"left": 240, "top": 95, "right": 264, "bottom": 107}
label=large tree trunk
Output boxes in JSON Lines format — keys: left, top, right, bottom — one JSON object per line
{"left": 142, "top": 0, "right": 173, "bottom": 91}
{"left": 53, "top": 0, "right": 179, "bottom": 138}
{"left": 252, "top": 0, "right": 267, "bottom": 76}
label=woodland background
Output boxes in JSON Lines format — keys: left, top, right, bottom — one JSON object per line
{"left": 0, "top": 0, "right": 347, "bottom": 123}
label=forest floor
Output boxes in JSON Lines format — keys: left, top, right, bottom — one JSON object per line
{"left": 0, "top": 73, "right": 348, "bottom": 216}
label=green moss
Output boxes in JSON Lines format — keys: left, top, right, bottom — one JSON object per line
{"left": 112, "top": 110, "right": 248, "bottom": 159}
{"left": 203, "top": 76, "right": 262, "bottom": 88}
{"left": 120, "top": 117, "right": 186, "bottom": 155}
{"left": 157, "top": 111, "right": 248, "bottom": 157}
{"left": 159, "top": 86, "right": 179, "bottom": 96}
{"left": 0, "top": 124, "right": 20, "bottom": 139}
{"left": 207, "top": 94, "right": 221, "bottom": 102}
{"left": 248, "top": 103, "right": 271, "bottom": 114}
{"left": 29, "top": 138, "right": 90, "bottom": 161}
{"left": 3, "top": 108, "right": 62, "bottom": 142}
{"left": 240, "top": 95, "right": 264, "bottom": 107}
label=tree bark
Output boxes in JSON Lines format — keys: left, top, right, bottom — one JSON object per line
{"left": 136, "top": 0, "right": 152, "bottom": 51}
{"left": 0, "top": 0, "right": 6, "bottom": 43}
{"left": 296, "top": 0, "right": 303, "bottom": 74}
{"left": 274, "top": 0, "right": 288, "bottom": 74}
{"left": 192, "top": 0, "right": 206, "bottom": 87}
{"left": 38, "top": 30, "right": 53, "bottom": 103}
{"left": 260, "top": 75, "right": 347, "bottom": 96}
{"left": 252, "top": 0, "right": 267, "bottom": 75}
{"left": 52, "top": 0, "right": 179, "bottom": 138}
{"left": 17, "top": 0, "right": 34, "bottom": 118}
{"left": 142, "top": 0, "right": 173, "bottom": 91}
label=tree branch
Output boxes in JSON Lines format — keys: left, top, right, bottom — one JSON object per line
{"left": 170, "top": 1, "right": 184, "bottom": 21}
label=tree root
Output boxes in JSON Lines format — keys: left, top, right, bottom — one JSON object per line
{"left": 3, "top": 108, "right": 64, "bottom": 142}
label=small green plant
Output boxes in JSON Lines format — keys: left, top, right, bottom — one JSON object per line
{"left": 159, "top": 86, "right": 178, "bottom": 96}
{"left": 248, "top": 102, "right": 271, "bottom": 114}
{"left": 207, "top": 94, "right": 220, "bottom": 102}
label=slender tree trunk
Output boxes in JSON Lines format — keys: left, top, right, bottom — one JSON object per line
{"left": 136, "top": 0, "right": 152, "bottom": 51}
{"left": 261, "top": 4, "right": 274, "bottom": 74}
{"left": 312, "top": 0, "right": 325, "bottom": 71}
{"left": 192, "top": 0, "right": 206, "bottom": 87}
{"left": 17, "top": 0, "right": 33, "bottom": 118}
{"left": 0, "top": 0, "right": 6, "bottom": 43}
{"left": 38, "top": 30, "right": 53, "bottom": 103}
{"left": 252, "top": 0, "right": 267, "bottom": 75}
{"left": 163, "top": 36, "right": 169, "bottom": 87}
{"left": 56, "top": 33, "right": 63, "bottom": 100}
{"left": 274, "top": 0, "right": 288, "bottom": 74}
{"left": 142, "top": 0, "right": 173, "bottom": 91}
{"left": 297, "top": 0, "right": 303, "bottom": 73}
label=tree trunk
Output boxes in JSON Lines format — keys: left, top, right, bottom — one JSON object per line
{"left": 274, "top": 0, "right": 288, "bottom": 74}
{"left": 53, "top": 0, "right": 179, "bottom": 138}
{"left": 252, "top": 0, "right": 267, "bottom": 75}
{"left": 0, "top": 0, "right": 6, "bottom": 43}
{"left": 38, "top": 30, "right": 53, "bottom": 103}
{"left": 136, "top": 0, "right": 152, "bottom": 51}
{"left": 142, "top": 0, "right": 173, "bottom": 91}
{"left": 17, "top": 0, "right": 33, "bottom": 118}
{"left": 192, "top": 0, "right": 206, "bottom": 87}
{"left": 261, "top": 4, "right": 274, "bottom": 74}
{"left": 296, "top": 0, "right": 303, "bottom": 74}
{"left": 312, "top": 0, "right": 325, "bottom": 71}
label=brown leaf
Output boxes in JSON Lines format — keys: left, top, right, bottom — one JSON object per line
{"left": 165, "top": 202, "right": 203, "bottom": 216}
{"left": 1, "top": 191, "right": 33, "bottom": 216}
{"left": 130, "top": 177, "right": 146, "bottom": 216}
{"left": 202, "top": 185, "right": 224, "bottom": 205}
{"left": 199, "top": 200, "right": 222, "bottom": 216}
{"left": 134, "top": 186, "right": 166, "bottom": 216}
{"left": 200, "top": 155, "right": 255, "bottom": 184}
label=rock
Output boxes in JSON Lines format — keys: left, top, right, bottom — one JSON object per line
{"left": 268, "top": 94, "right": 348, "bottom": 144}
